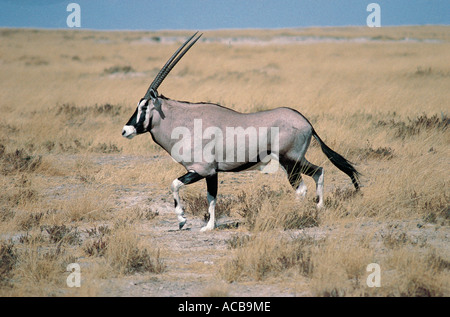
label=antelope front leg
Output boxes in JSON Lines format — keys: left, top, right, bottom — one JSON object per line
{"left": 171, "top": 179, "right": 187, "bottom": 229}
{"left": 201, "top": 174, "right": 218, "bottom": 232}
{"left": 171, "top": 171, "right": 203, "bottom": 230}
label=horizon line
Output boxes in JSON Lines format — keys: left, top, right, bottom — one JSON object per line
{"left": 1, "top": 24, "right": 449, "bottom": 33}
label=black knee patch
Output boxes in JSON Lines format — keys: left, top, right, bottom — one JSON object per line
{"left": 178, "top": 171, "right": 204, "bottom": 185}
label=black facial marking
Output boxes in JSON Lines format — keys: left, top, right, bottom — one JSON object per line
{"left": 125, "top": 107, "right": 138, "bottom": 126}
{"left": 135, "top": 99, "right": 149, "bottom": 134}
{"left": 174, "top": 199, "right": 178, "bottom": 208}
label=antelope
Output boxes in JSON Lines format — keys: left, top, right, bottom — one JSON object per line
{"left": 122, "top": 32, "right": 360, "bottom": 232}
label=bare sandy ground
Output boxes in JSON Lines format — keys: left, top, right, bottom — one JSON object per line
{"left": 52, "top": 154, "right": 448, "bottom": 297}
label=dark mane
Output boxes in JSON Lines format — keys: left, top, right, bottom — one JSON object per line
{"left": 160, "top": 94, "right": 240, "bottom": 113}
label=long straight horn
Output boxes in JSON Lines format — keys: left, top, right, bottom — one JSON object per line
{"left": 144, "top": 32, "right": 202, "bottom": 99}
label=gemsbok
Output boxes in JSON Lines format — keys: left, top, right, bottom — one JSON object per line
{"left": 122, "top": 32, "right": 360, "bottom": 231}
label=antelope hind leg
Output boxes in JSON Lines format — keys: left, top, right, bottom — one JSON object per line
{"left": 201, "top": 174, "right": 218, "bottom": 232}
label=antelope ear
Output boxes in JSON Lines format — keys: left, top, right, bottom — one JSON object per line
{"left": 151, "top": 97, "right": 165, "bottom": 119}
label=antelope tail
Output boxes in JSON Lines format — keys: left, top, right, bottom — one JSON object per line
{"left": 312, "top": 129, "right": 361, "bottom": 190}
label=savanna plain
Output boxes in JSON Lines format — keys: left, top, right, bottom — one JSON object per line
{"left": 0, "top": 26, "right": 449, "bottom": 297}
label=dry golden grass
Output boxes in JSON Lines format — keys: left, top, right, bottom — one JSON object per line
{"left": 0, "top": 26, "right": 449, "bottom": 296}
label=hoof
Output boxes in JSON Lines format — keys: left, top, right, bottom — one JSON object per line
{"left": 200, "top": 224, "right": 215, "bottom": 232}
{"left": 179, "top": 219, "right": 187, "bottom": 230}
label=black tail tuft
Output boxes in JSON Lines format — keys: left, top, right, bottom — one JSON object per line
{"left": 312, "top": 129, "right": 361, "bottom": 190}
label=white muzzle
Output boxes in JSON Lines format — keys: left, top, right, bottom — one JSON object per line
{"left": 122, "top": 125, "right": 136, "bottom": 139}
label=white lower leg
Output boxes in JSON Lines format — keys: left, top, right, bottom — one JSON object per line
{"left": 201, "top": 193, "right": 216, "bottom": 232}
{"left": 313, "top": 168, "right": 324, "bottom": 209}
{"left": 295, "top": 179, "right": 308, "bottom": 198}
{"left": 171, "top": 179, "right": 187, "bottom": 229}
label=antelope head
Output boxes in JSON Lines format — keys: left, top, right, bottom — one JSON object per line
{"left": 122, "top": 32, "right": 202, "bottom": 139}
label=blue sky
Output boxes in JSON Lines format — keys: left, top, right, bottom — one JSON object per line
{"left": 0, "top": 0, "right": 449, "bottom": 30}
